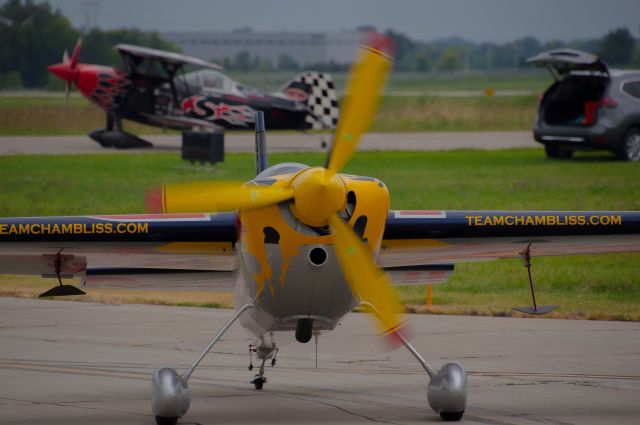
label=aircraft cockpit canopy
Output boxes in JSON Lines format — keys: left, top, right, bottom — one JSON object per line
{"left": 255, "top": 163, "right": 309, "bottom": 180}
{"left": 179, "top": 69, "right": 233, "bottom": 92}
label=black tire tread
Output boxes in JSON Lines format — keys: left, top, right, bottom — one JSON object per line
{"left": 440, "top": 411, "right": 464, "bottom": 421}
{"left": 155, "top": 416, "right": 179, "bottom": 425}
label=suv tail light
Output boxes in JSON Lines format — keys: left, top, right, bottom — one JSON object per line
{"left": 598, "top": 97, "right": 618, "bottom": 108}
{"left": 582, "top": 97, "right": 618, "bottom": 125}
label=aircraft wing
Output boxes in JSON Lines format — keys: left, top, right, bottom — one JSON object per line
{"left": 116, "top": 44, "right": 221, "bottom": 72}
{"left": 380, "top": 210, "right": 640, "bottom": 268}
{"left": 0, "top": 213, "right": 238, "bottom": 290}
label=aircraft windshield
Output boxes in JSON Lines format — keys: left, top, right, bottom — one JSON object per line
{"left": 180, "top": 69, "right": 231, "bottom": 91}
{"left": 256, "top": 163, "right": 309, "bottom": 179}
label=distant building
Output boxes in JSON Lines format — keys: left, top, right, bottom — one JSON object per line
{"left": 161, "top": 30, "right": 363, "bottom": 66}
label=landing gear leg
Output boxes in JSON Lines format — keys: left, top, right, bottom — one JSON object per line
{"left": 106, "top": 112, "right": 115, "bottom": 131}
{"left": 151, "top": 304, "right": 256, "bottom": 425}
{"left": 359, "top": 302, "right": 467, "bottom": 422}
{"left": 89, "top": 112, "right": 153, "bottom": 148}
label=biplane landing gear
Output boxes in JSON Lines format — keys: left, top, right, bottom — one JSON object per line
{"left": 90, "top": 113, "right": 153, "bottom": 149}
{"left": 359, "top": 302, "right": 467, "bottom": 422}
{"left": 151, "top": 304, "right": 256, "bottom": 424}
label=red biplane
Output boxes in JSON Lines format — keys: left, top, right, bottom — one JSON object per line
{"left": 48, "top": 41, "right": 339, "bottom": 148}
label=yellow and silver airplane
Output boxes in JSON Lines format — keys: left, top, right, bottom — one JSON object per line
{"left": 1, "top": 34, "right": 639, "bottom": 424}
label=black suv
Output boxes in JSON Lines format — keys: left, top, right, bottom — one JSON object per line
{"left": 528, "top": 49, "right": 640, "bottom": 161}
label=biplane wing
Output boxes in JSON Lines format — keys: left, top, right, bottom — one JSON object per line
{"left": 116, "top": 44, "right": 222, "bottom": 74}
{"left": 380, "top": 210, "right": 640, "bottom": 269}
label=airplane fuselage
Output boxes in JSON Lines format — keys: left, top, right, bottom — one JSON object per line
{"left": 180, "top": 92, "right": 308, "bottom": 130}
{"left": 232, "top": 163, "right": 391, "bottom": 342}
{"left": 60, "top": 64, "right": 310, "bottom": 132}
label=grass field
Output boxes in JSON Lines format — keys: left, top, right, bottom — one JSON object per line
{"left": 0, "top": 94, "right": 538, "bottom": 135}
{"left": 0, "top": 96, "right": 175, "bottom": 136}
{"left": 375, "top": 95, "right": 537, "bottom": 132}
{"left": 0, "top": 71, "right": 546, "bottom": 135}
{"left": 0, "top": 150, "right": 638, "bottom": 320}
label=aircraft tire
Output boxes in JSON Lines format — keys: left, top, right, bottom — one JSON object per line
{"left": 439, "top": 411, "right": 464, "bottom": 421}
{"left": 155, "top": 416, "right": 179, "bottom": 425}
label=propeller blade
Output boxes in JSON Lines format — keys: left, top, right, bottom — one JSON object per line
{"left": 70, "top": 38, "right": 82, "bottom": 69}
{"left": 326, "top": 33, "right": 394, "bottom": 173}
{"left": 146, "top": 181, "right": 294, "bottom": 214}
{"left": 62, "top": 49, "right": 70, "bottom": 65}
{"left": 329, "top": 214, "right": 406, "bottom": 345}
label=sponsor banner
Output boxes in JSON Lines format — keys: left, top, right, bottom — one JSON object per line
{"left": 0, "top": 222, "right": 149, "bottom": 236}
{"left": 465, "top": 214, "right": 623, "bottom": 227}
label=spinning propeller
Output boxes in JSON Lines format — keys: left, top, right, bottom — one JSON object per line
{"left": 48, "top": 38, "right": 82, "bottom": 110}
{"left": 146, "top": 33, "right": 406, "bottom": 343}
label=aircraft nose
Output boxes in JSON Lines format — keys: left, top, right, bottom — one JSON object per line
{"left": 47, "top": 63, "right": 76, "bottom": 83}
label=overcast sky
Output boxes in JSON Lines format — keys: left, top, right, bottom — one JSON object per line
{"left": 40, "top": 0, "right": 640, "bottom": 43}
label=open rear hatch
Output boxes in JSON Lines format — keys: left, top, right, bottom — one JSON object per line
{"left": 527, "top": 49, "right": 609, "bottom": 80}
{"left": 528, "top": 49, "right": 614, "bottom": 127}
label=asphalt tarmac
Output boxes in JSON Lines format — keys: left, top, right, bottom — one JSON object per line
{"left": 1, "top": 297, "right": 638, "bottom": 425}
{"left": 0, "top": 131, "right": 537, "bottom": 155}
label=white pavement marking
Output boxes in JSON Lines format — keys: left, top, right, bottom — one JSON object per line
{"left": 0, "top": 297, "right": 638, "bottom": 425}
{"left": 0, "top": 132, "right": 538, "bottom": 156}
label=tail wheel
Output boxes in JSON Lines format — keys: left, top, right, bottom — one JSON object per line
{"left": 252, "top": 376, "right": 266, "bottom": 390}
{"left": 616, "top": 128, "right": 640, "bottom": 161}
{"left": 544, "top": 144, "right": 573, "bottom": 159}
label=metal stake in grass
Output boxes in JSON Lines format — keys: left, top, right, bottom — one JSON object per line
{"left": 513, "top": 243, "right": 557, "bottom": 316}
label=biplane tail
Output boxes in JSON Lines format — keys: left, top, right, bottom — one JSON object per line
{"left": 279, "top": 72, "right": 339, "bottom": 130}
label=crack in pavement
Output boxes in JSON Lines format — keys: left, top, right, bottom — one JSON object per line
{"left": 272, "top": 393, "right": 402, "bottom": 424}
{"left": 0, "top": 396, "right": 148, "bottom": 418}
{"left": 508, "top": 413, "right": 576, "bottom": 425}
{"left": 464, "top": 415, "right": 524, "bottom": 425}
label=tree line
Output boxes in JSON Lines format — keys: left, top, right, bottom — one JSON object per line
{"left": 1, "top": 0, "right": 639, "bottom": 88}
{"left": 384, "top": 27, "right": 639, "bottom": 73}
{"left": 214, "top": 27, "right": 639, "bottom": 73}
{"left": 0, "top": 0, "right": 178, "bottom": 89}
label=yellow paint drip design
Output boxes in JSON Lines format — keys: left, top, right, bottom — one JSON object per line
{"left": 241, "top": 213, "right": 272, "bottom": 300}
{"left": 278, "top": 237, "right": 300, "bottom": 286}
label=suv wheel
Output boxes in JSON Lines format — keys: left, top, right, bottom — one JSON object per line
{"left": 544, "top": 144, "right": 573, "bottom": 159}
{"left": 616, "top": 128, "right": 640, "bottom": 161}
